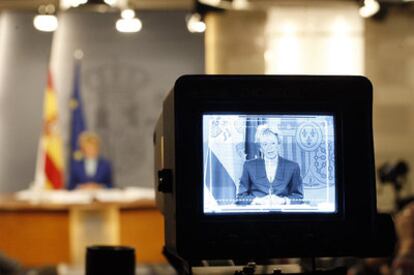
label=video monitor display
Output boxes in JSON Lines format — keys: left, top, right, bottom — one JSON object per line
{"left": 203, "top": 114, "right": 336, "bottom": 214}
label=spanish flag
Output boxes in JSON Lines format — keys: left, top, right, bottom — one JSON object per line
{"left": 36, "top": 71, "right": 64, "bottom": 189}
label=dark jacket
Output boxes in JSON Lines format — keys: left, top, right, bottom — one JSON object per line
{"left": 236, "top": 157, "right": 303, "bottom": 205}
{"left": 68, "top": 158, "right": 113, "bottom": 190}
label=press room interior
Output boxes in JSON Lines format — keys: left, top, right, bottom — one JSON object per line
{"left": 0, "top": 0, "right": 413, "bottom": 272}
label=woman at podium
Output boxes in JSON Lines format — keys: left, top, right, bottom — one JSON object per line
{"left": 68, "top": 131, "right": 113, "bottom": 190}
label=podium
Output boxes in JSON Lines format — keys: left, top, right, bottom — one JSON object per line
{"left": 0, "top": 194, "right": 165, "bottom": 266}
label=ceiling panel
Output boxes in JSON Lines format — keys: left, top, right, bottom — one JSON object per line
{"left": 0, "top": 0, "right": 192, "bottom": 11}
{"left": 0, "top": 0, "right": 59, "bottom": 11}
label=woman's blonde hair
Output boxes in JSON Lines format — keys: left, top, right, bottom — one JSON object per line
{"left": 255, "top": 124, "right": 280, "bottom": 144}
{"left": 79, "top": 131, "right": 101, "bottom": 148}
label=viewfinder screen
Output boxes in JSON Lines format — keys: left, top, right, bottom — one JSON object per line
{"left": 203, "top": 114, "right": 336, "bottom": 214}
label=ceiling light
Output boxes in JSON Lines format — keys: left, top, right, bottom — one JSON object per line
{"left": 199, "top": 0, "right": 222, "bottom": 7}
{"left": 359, "top": 0, "right": 380, "bottom": 18}
{"left": 116, "top": 9, "right": 142, "bottom": 33}
{"left": 33, "top": 4, "right": 58, "bottom": 32}
{"left": 232, "top": 0, "right": 250, "bottom": 10}
{"left": 186, "top": 13, "right": 206, "bottom": 33}
{"left": 121, "top": 9, "right": 135, "bottom": 19}
{"left": 33, "top": 15, "right": 58, "bottom": 32}
{"left": 60, "top": 0, "right": 88, "bottom": 9}
{"left": 104, "top": 0, "right": 118, "bottom": 6}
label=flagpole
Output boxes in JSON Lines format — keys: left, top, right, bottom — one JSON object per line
{"left": 33, "top": 136, "right": 46, "bottom": 190}
{"left": 68, "top": 50, "right": 87, "bottom": 190}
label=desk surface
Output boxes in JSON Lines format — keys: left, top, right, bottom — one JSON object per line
{"left": 0, "top": 193, "right": 157, "bottom": 211}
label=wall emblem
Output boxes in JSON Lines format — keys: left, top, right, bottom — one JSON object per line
{"left": 295, "top": 122, "right": 323, "bottom": 152}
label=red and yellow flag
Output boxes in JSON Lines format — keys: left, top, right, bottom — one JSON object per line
{"left": 39, "top": 71, "right": 64, "bottom": 189}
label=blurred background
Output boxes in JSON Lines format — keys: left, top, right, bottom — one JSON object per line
{"left": 0, "top": 0, "right": 413, "bottom": 273}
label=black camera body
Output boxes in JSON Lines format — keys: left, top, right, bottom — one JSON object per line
{"left": 154, "top": 75, "right": 395, "bottom": 265}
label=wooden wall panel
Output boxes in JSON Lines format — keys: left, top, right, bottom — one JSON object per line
{"left": 0, "top": 210, "right": 70, "bottom": 266}
{"left": 120, "top": 209, "right": 165, "bottom": 264}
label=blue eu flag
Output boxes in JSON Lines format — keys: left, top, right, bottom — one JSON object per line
{"left": 68, "top": 61, "right": 86, "bottom": 187}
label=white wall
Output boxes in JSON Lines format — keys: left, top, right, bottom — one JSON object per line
{"left": 366, "top": 9, "right": 414, "bottom": 212}
{"left": 265, "top": 2, "right": 363, "bottom": 75}
{"left": 0, "top": 12, "right": 52, "bottom": 192}
{"left": 50, "top": 11, "right": 204, "bottom": 189}
{"left": 0, "top": 10, "right": 204, "bottom": 192}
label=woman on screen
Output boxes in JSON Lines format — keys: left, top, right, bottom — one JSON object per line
{"left": 236, "top": 125, "right": 303, "bottom": 206}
